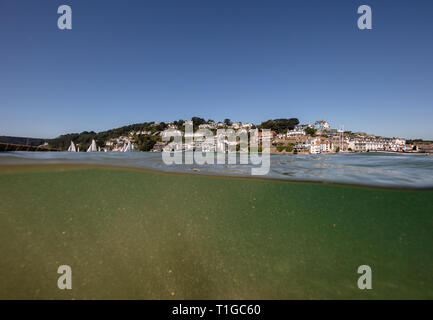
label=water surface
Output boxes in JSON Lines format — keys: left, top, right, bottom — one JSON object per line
{"left": 1, "top": 151, "right": 433, "bottom": 188}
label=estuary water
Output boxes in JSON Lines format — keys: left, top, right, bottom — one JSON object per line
{"left": 0, "top": 151, "right": 432, "bottom": 188}
{"left": 1, "top": 152, "right": 433, "bottom": 299}
{"left": 1, "top": 161, "right": 433, "bottom": 299}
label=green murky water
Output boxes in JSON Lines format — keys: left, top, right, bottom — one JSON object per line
{"left": 0, "top": 165, "right": 432, "bottom": 299}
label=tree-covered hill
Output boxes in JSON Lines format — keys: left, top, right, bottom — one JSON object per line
{"left": 259, "top": 118, "right": 299, "bottom": 133}
{"left": 48, "top": 117, "right": 300, "bottom": 151}
{"left": 0, "top": 136, "right": 47, "bottom": 146}
{"left": 48, "top": 122, "right": 161, "bottom": 150}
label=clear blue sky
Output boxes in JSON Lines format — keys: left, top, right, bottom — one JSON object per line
{"left": 1, "top": 0, "right": 432, "bottom": 139}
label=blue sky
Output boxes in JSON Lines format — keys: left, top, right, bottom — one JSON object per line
{"left": 1, "top": 0, "right": 432, "bottom": 139}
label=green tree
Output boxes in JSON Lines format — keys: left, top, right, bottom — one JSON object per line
{"left": 192, "top": 117, "right": 206, "bottom": 130}
{"left": 304, "top": 127, "right": 317, "bottom": 137}
{"left": 276, "top": 143, "right": 285, "bottom": 152}
{"left": 286, "top": 143, "right": 294, "bottom": 152}
{"left": 136, "top": 135, "right": 159, "bottom": 152}
{"left": 173, "top": 120, "right": 184, "bottom": 129}
{"left": 259, "top": 118, "right": 299, "bottom": 133}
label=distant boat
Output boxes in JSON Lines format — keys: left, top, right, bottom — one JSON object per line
{"left": 67, "top": 141, "right": 77, "bottom": 152}
{"left": 123, "top": 141, "right": 135, "bottom": 152}
{"left": 87, "top": 139, "right": 98, "bottom": 152}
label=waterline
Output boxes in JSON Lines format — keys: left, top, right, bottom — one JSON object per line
{"left": 1, "top": 151, "right": 433, "bottom": 188}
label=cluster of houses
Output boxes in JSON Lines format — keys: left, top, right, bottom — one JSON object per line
{"left": 139, "top": 120, "right": 254, "bottom": 131}
{"left": 292, "top": 136, "right": 407, "bottom": 154}
{"left": 105, "top": 135, "right": 138, "bottom": 152}
{"left": 125, "top": 120, "right": 255, "bottom": 153}
{"left": 70, "top": 119, "right": 409, "bottom": 154}
{"left": 283, "top": 121, "right": 407, "bottom": 154}
{"left": 154, "top": 127, "right": 272, "bottom": 153}
{"left": 151, "top": 120, "right": 407, "bottom": 154}
{"left": 197, "top": 121, "right": 254, "bottom": 131}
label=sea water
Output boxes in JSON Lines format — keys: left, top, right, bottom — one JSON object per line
{"left": 1, "top": 151, "right": 433, "bottom": 188}
{"left": 0, "top": 153, "right": 432, "bottom": 299}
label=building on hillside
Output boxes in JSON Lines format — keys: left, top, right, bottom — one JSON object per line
{"left": 314, "top": 120, "right": 330, "bottom": 130}
{"left": 231, "top": 122, "right": 242, "bottom": 130}
{"left": 241, "top": 123, "right": 253, "bottom": 130}
{"left": 308, "top": 137, "right": 331, "bottom": 154}
{"left": 198, "top": 123, "right": 216, "bottom": 130}
{"left": 287, "top": 125, "right": 307, "bottom": 137}
{"left": 310, "top": 139, "right": 321, "bottom": 154}
{"left": 152, "top": 141, "right": 167, "bottom": 152}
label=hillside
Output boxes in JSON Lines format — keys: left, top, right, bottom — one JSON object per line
{"left": 0, "top": 136, "right": 47, "bottom": 146}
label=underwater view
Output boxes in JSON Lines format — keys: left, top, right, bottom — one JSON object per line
{"left": 0, "top": 152, "right": 432, "bottom": 299}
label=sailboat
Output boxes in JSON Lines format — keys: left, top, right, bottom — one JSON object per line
{"left": 67, "top": 141, "right": 77, "bottom": 152}
{"left": 87, "top": 139, "right": 98, "bottom": 152}
{"left": 123, "top": 141, "right": 134, "bottom": 152}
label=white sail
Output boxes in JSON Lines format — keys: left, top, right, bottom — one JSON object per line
{"left": 87, "top": 139, "right": 98, "bottom": 152}
{"left": 67, "top": 141, "right": 76, "bottom": 152}
{"left": 123, "top": 141, "right": 133, "bottom": 152}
